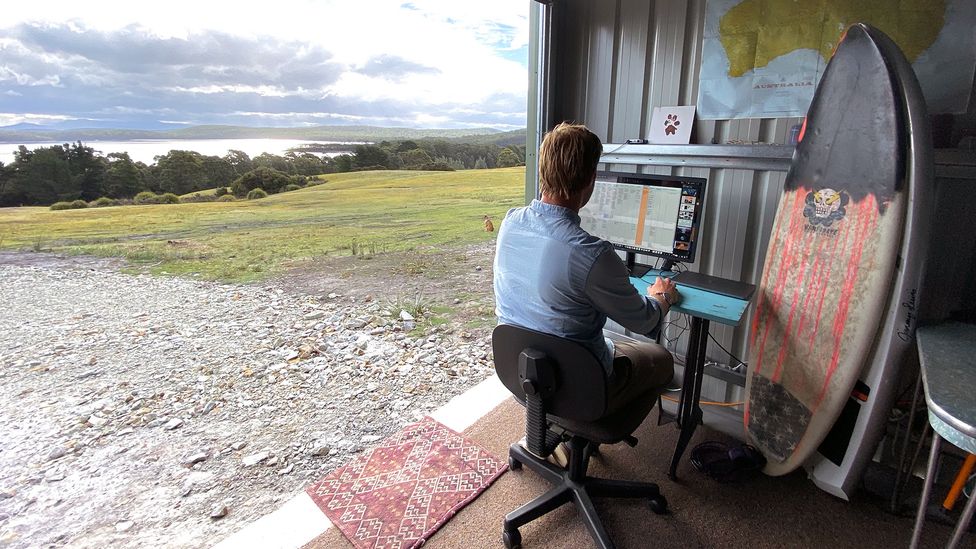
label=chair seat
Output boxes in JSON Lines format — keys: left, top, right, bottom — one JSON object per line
{"left": 512, "top": 386, "right": 661, "bottom": 444}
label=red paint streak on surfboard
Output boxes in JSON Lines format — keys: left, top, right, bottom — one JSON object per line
{"left": 796, "top": 234, "right": 829, "bottom": 341}
{"left": 754, "top": 190, "right": 809, "bottom": 376}
{"left": 751, "top": 198, "right": 790, "bottom": 347}
{"left": 808, "top": 216, "right": 847, "bottom": 351}
{"left": 772, "top": 227, "right": 817, "bottom": 383}
{"left": 817, "top": 197, "right": 880, "bottom": 404}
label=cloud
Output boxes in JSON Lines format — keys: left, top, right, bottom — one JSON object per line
{"left": 0, "top": 1, "right": 529, "bottom": 129}
{"left": 357, "top": 55, "right": 440, "bottom": 79}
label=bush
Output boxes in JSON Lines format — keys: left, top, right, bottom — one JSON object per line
{"left": 420, "top": 162, "right": 456, "bottom": 171}
{"left": 181, "top": 193, "right": 216, "bottom": 203}
{"left": 246, "top": 188, "right": 268, "bottom": 200}
{"left": 90, "top": 197, "right": 118, "bottom": 207}
{"left": 134, "top": 191, "right": 158, "bottom": 205}
{"left": 217, "top": 194, "right": 236, "bottom": 202}
{"left": 158, "top": 193, "right": 181, "bottom": 204}
{"left": 70, "top": 200, "right": 89, "bottom": 209}
{"left": 232, "top": 167, "right": 292, "bottom": 196}
{"left": 283, "top": 184, "right": 302, "bottom": 192}
{"left": 214, "top": 187, "right": 230, "bottom": 197}
{"left": 50, "top": 201, "right": 76, "bottom": 210}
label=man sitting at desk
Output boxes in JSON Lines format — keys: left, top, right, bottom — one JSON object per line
{"left": 493, "top": 122, "right": 679, "bottom": 417}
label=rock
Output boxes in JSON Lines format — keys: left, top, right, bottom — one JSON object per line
{"left": 344, "top": 318, "right": 367, "bottom": 329}
{"left": 242, "top": 451, "right": 270, "bottom": 467}
{"left": 183, "top": 452, "right": 208, "bottom": 466}
{"left": 231, "top": 441, "right": 247, "bottom": 451}
{"left": 46, "top": 446, "right": 68, "bottom": 462}
{"left": 304, "top": 311, "right": 325, "bottom": 321}
{"left": 209, "top": 505, "right": 228, "bottom": 519}
{"left": 45, "top": 471, "right": 65, "bottom": 482}
{"left": 164, "top": 418, "right": 183, "bottom": 430}
{"left": 279, "top": 464, "right": 294, "bottom": 475}
{"left": 399, "top": 310, "right": 414, "bottom": 321}
{"left": 87, "top": 415, "right": 109, "bottom": 428}
{"left": 360, "top": 435, "right": 381, "bottom": 444}
{"left": 115, "top": 520, "right": 134, "bottom": 532}
{"left": 0, "top": 490, "right": 14, "bottom": 500}
{"left": 310, "top": 444, "right": 331, "bottom": 457}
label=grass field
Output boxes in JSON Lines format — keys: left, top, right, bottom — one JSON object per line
{"left": 0, "top": 167, "right": 525, "bottom": 282}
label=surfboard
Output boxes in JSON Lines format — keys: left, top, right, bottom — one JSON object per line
{"left": 805, "top": 26, "right": 934, "bottom": 498}
{"left": 744, "top": 24, "right": 929, "bottom": 477}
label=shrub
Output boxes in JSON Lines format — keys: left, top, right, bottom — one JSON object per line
{"left": 283, "top": 184, "right": 302, "bottom": 192}
{"left": 90, "top": 197, "right": 118, "bottom": 207}
{"left": 420, "top": 162, "right": 456, "bottom": 171}
{"left": 158, "top": 193, "right": 181, "bottom": 204}
{"left": 217, "top": 194, "right": 236, "bottom": 202}
{"left": 180, "top": 193, "right": 216, "bottom": 203}
{"left": 70, "top": 200, "right": 89, "bottom": 209}
{"left": 50, "top": 201, "right": 75, "bottom": 210}
{"left": 215, "top": 187, "right": 230, "bottom": 197}
{"left": 246, "top": 188, "right": 268, "bottom": 200}
{"left": 232, "top": 167, "right": 291, "bottom": 196}
{"left": 134, "top": 191, "right": 158, "bottom": 205}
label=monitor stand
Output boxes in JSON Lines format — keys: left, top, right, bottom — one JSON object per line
{"left": 625, "top": 252, "right": 677, "bottom": 278}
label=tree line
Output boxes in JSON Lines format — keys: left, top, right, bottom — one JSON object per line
{"left": 0, "top": 139, "right": 526, "bottom": 207}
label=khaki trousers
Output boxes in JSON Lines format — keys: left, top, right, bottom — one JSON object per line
{"left": 606, "top": 338, "right": 674, "bottom": 415}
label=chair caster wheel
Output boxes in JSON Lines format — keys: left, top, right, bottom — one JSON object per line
{"left": 509, "top": 456, "right": 522, "bottom": 470}
{"left": 649, "top": 494, "right": 668, "bottom": 515}
{"left": 502, "top": 527, "right": 522, "bottom": 548}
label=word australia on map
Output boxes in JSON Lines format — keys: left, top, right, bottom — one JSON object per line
{"left": 698, "top": 0, "right": 976, "bottom": 119}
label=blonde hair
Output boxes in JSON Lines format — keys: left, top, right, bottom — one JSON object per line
{"left": 538, "top": 122, "right": 603, "bottom": 200}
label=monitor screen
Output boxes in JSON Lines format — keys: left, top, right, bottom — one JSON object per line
{"left": 579, "top": 171, "right": 707, "bottom": 267}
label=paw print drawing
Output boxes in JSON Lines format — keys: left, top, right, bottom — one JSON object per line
{"left": 664, "top": 113, "right": 680, "bottom": 136}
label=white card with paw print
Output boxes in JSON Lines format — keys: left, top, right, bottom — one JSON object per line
{"left": 649, "top": 106, "right": 695, "bottom": 144}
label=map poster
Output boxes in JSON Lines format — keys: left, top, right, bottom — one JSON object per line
{"left": 698, "top": 0, "right": 976, "bottom": 120}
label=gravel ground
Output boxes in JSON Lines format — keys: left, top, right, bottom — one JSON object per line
{"left": 0, "top": 251, "right": 496, "bottom": 548}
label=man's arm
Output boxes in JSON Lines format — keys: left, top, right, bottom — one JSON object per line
{"left": 584, "top": 248, "right": 672, "bottom": 335}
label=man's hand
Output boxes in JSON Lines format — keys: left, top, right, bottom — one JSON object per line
{"left": 647, "top": 276, "right": 680, "bottom": 309}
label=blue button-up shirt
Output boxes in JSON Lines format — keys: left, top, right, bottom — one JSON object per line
{"left": 493, "top": 199, "right": 664, "bottom": 374}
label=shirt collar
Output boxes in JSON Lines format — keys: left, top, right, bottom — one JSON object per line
{"left": 530, "top": 199, "right": 581, "bottom": 224}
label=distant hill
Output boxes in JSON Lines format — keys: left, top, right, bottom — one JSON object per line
{"left": 436, "top": 128, "right": 526, "bottom": 147}
{"left": 0, "top": 124, "right": 514, "bottom": 144}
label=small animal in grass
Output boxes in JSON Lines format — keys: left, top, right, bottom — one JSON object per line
{"left": 483, "top": 215, "right": 494, "bottom": 232}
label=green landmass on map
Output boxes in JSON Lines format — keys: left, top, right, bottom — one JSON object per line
{"left": 719, "top": 0, "right": 946, "bottom": 77}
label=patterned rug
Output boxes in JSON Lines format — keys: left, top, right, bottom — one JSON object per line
{"left": 306, "top": 416, "right": 507, "bottom": 549}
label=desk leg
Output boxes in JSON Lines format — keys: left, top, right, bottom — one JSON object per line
{"left": 910, "top": 433, "right": 942, "bottom": 549}
{"left": 669, "top": 317, "right": 709, "bottom": 480}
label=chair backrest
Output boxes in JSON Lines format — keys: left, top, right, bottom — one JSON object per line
{"left": 492, "top": 324, "right": 608, "bottom": 422}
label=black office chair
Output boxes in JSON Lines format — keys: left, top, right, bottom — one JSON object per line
{"left": 493, "top": 324, "right": 669, "bottom": 549}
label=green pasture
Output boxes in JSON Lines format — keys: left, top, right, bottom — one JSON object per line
{"left": 0, "top": 167, "right": 525, "bottom": 282}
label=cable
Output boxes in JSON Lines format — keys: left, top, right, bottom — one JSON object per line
{"left": 601, "top": 143, "right": 629, "bottom": 156}
{"left": 661, "top": 394, "right": 744, "bottom": 408}
{"left": 707, "top": 332, "right": 747, "bottom": 370}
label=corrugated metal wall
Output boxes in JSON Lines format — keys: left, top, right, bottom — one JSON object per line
{"left": 542, "top": 0, "right": 804, "bottom": 379}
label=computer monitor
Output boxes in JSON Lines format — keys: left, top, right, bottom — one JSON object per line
{"left": 579, "top": 171, "right": 707, "bottom": 274}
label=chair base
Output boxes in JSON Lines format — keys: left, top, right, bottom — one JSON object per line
{"left": 503, "top": 437, "right": 667, "bottom": 549}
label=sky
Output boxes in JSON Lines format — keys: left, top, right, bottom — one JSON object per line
{"left": 0, "top": 1, "right": 530, "bottom": 131}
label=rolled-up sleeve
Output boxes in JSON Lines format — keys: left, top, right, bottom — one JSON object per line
{"left": 584, "top": 248, "right": 663, "bottom": 336}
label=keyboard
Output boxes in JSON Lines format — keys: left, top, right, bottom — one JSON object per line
{"left": 670, "top": 271, "right": 755, "bottom": 300}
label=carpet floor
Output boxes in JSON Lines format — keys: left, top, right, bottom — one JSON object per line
{"left": 304, "top": 398, "right": 963, "bottom": 548}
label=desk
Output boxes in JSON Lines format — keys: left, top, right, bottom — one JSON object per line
{"left": 910, "top": 322, "right": 976, "bottom": 549}
{"left": 629, "top": 270, "right": 754, "bottom": 479}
